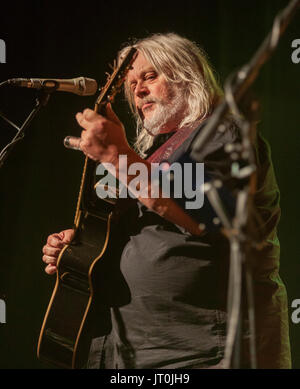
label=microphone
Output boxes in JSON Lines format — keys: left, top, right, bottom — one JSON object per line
{"left": 7, "top": 77, "right": 98, "bottom": 96}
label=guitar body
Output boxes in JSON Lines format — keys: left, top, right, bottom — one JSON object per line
{"left": 37, "top": 46, "right": 137, "bottom": 369}
{"left": 38, "top": 159, "right": 116, "bottom": 368}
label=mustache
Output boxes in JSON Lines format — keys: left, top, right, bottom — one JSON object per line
{"left": 137, "top": 96, "right": 161, "bottom": 110}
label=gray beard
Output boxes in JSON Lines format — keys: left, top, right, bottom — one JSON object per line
{"left": 142, "top": 87, "right": 186, "bottom": 136}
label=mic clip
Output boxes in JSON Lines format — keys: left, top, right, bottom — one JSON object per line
{"left": 8, "top": 78, "right": 60, "bottom": 93}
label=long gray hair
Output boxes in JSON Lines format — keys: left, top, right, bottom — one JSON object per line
{"left": 118, "top": 33, "right": 223, "bottom": 157}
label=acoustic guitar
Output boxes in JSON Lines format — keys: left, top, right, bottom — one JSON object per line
{"left": 37, "top": 47, "right": 137, "bottom": 369}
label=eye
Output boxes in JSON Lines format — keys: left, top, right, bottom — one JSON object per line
{"left": 130, "top": 82, "right": 137, "bottom": 92}
{"left": 145, "top": 72, "right": 157, "bottom": 81}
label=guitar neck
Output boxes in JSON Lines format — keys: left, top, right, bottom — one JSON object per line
{"left": 74, "top": 47, "right": 138, "bottom": 227}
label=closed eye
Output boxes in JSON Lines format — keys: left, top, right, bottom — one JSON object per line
{"left": 129, "top": 71, "right": 157, "bottom": 92}
{"left": 144, "top": 72, "right": 157, "bottom": 81}
{"left": 130, "top": 82, "right": 137, "bottom": 92}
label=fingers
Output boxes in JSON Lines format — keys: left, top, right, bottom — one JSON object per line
{"left": 42, "top": 254, "right": 57, "bottom": 265}
{"left": 42, "top": 244, "right": 62, "bottom": 267}
{"left": 42, "top": 245, "right": 61, "bottom": 258}
{"left": 47, "top": 234, "right": 65, "bottom": 249}
{"left": 43, "top": 229, "right": 75, "bottom": 275}
{"left": 60, "top": 228, "right": 75, "bottom": 244}
{"left": 45, "top": 264, "right": 57, "bottom": 275}
{"left": 75, "top": 105, "right": 121, "bottom": 132}
{"left": 73, "top": 105, "right": 127, "bottom": 162}
{"left": 76, "top": 109, "right": 100, "bottom": 131}
{"left": 81, "top": 108, "right": 98, "bottom": 121}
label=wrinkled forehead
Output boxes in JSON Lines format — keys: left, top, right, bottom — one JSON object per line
{"left": 126, "top": 51, "right": 157, "bottom": 83}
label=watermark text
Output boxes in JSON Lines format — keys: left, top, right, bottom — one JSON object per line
{"left": 0, "top": 299, "right": 6, "bottom": 323}
{"left": 291, "top": 299, "right": 300, "bottom": 324}
{"left": 95, "top": 156, "right": 205, "bottom": 210}
{"left": 0, "top": 39, "right": 6, "bottom": 63}
{"left": 291, "top": 39, "right": 300, "bottom": 64}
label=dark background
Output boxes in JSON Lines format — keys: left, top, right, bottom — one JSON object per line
{"left": 0, "top": 0, "right": 299, "bottom": 369}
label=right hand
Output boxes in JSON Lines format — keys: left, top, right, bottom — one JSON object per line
{"left": 42, "top": 229, "right": 75, "bottom": 275}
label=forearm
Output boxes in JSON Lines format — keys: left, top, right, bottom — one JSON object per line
{"left": 112, "top": 148, "right": 203, "bottom": 236}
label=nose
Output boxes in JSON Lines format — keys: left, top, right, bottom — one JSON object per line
{"left": 134, "top": 80, "right": 149, "bottom": 99}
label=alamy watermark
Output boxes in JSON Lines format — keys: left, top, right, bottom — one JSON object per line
{"left": 95, "top": 156, "right": 205, "bottom": 210}
{"left": 0, "top": 298, "right": 6, "bottom": 323}
{"left": 291, "top": 299, "right": 300, "bottom": 324}
{"left": 0, "top": 39, "right": 6, "bottom": 63}
{"left": 291, "top": 39, "right": 300, "bottom": 64}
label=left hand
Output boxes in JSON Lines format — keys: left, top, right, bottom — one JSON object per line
{"left": 75, "top": 103, "right": 131, "bottom": 164}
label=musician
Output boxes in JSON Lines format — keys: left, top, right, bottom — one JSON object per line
{"left": 42, "top": 33, "right": 291, "bottom": 368}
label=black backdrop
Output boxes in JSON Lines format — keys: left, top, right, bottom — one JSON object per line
{"left": 0, "top": 0, "right": 299, "bottom": 369}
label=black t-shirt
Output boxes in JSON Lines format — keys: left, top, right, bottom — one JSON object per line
{"left": 87, "top": 120, "right": 291, "bottom": 369}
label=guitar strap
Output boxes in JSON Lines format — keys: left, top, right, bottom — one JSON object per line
{"left": 146, "top": 124, "right": 199, "bottom": 164}
{"left": 114, "top": 123, "right": 200, "bottom": 217}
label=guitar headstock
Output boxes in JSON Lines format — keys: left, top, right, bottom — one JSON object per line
{"left": 94, "top": 47, "right": 137, "bottom": 114}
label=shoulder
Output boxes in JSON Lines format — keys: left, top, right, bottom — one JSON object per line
{"left": 167, "top": 116, "right": 240, "bottom": 164}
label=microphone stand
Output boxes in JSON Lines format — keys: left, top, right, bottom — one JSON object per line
{"left": 190, "top": 0, "right": 299, "bottom": 369}
{"left": 0, "top": 88, "right": 52, "bottom": 168}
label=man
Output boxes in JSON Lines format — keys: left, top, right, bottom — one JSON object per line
{"left": 42, "top": 33, "right": 291, "bottom": 368}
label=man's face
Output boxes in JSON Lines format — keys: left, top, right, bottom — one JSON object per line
{"left": 126, "top": 52, "right": 186, "bottom": 135}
